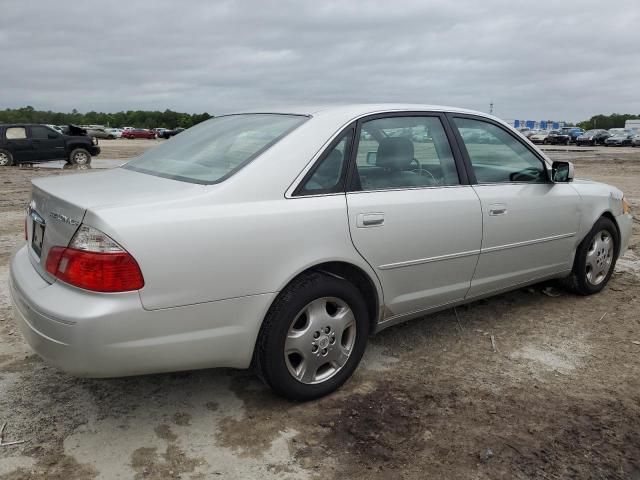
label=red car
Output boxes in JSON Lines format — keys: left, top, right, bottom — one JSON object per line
{"left": 122, "top": 129, "right": 156, "bottom": 139}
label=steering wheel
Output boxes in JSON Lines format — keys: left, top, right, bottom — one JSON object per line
{"left": 509, "top": 167, "right": 542, "bottom": 182}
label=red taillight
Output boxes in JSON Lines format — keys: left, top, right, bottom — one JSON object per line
{"left": 45, "top": 247, "right": 144, "bottom": 292}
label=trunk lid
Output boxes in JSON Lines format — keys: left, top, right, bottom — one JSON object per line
{"left": 27, "top": 168, "right": 202, "bottom": 282}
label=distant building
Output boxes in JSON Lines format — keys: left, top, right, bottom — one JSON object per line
{"left": 624, "top": 119, "right": 640, "bottom": 131}
{"left": 510, "top": 119, "right": 562, "bottom": 130}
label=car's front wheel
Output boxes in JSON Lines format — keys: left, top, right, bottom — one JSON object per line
{"left": 255, "top": 271, "right": 369, "bottom": 401}
{"left": 0, "top": 149, "right": 14, "bottom": 166}
{"left": 560, "top": 216, "right": 619, "bottom": 295}
{"left": 69, "top": 148, "right": 92, "bottom": 166}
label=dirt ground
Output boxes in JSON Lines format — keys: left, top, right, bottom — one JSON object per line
{"left": 1, "top": 144, "right": 639, "bottom": 479}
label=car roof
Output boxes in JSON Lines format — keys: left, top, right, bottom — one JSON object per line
{"left": 222, "top": 103, "right": 499, "bottom": 122}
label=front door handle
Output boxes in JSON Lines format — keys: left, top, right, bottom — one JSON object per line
{"left": 489, "top": 203, "right": 507, "bottom": 216}
{"left": 357, "top": 212, "right": 385, "bottom": 227}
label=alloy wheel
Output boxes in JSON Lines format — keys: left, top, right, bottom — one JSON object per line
{"left": 0, "top": 152, "right": 9, "bottom": 166}
{"left": 284, "top": 297, "right": 357, "bottom": 384}
{"left": 585, "top": 230, "right": 613, "bottom": 285}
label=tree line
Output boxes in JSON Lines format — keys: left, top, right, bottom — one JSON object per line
{"left": 0, "top": 106, "right": 213, "bottom": 129}
{"left": 577, "top": 113, "right": 640, "bottom": 130}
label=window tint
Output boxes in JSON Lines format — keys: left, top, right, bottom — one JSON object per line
{"left": 31, "top": 126, "right": 54, "bottom": 139}
{"left": 5, "top": 127, "right": 26, "bottom": 140}
{"left": 453, "top": 117, "right": 548, "bottom": 183}
{"left": 352, "top": 116, "right": 459, "bottom": 191}
{"left": 299, "top": 130, "right": 352, "bottom": 194}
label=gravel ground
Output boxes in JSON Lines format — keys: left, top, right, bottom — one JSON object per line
{"left": 1, "top": 144, "right": 639, "bottom": 479}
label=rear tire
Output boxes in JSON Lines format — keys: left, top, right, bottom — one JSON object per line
{"left": 560, "top": 217, "right": 619, "bottom": 295}
{"left": 69, "top": 148, "right": 91, "bottom": 166}
{"left": 254, "top": 271, "right": 369, "bottom": 401}
{"left": 0, "top": 149, "right": 14, "bottom": 166}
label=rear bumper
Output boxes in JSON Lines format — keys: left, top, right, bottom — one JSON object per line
{"left": 9, "top": 246, "right": 275, "bottom": 377}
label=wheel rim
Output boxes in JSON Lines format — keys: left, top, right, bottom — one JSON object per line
{"left": 0, "top": 152, "right": 9, "bottom": 166}
{"left": 284, "top": 297, "right": 357, "bottom": 385}
{"left": 74, "top": 152, "right": 89, "bottom": 165}
{"left": 585, "top": 230, "right": 613, "bottom": 285}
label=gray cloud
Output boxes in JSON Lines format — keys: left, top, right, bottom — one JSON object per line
{"left": 1, "top": 0, "right": 639, "bottom": 121}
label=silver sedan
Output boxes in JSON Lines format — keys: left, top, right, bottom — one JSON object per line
{"left": 10, "top": 104, "right": 633, "bottom": 400}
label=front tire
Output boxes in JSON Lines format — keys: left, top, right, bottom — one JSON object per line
{"left": 69, "top": 148, "right": 91, "bottom": 166}
{"left": 560, "top": 217, "right": 619, "bottom": 295}
{"left": 0, "top": 149, "right": 14, "bottom": 166}
{"left": 254, "top": 271, "right": 369, "bottom": 401}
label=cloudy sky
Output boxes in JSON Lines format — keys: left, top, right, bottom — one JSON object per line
{"left": 2, "top": 0, "right": 639, "bottom": 122}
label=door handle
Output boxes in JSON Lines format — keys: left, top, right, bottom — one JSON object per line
{"left": 357, "top": 213, "right": 385, "bottom": 227}
{"left": 489, "top": 204, "right": 507, "bottom": 216}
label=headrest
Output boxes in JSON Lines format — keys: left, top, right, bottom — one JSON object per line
{"left": 376, "top": 137, "right": 414, "bottom": 170}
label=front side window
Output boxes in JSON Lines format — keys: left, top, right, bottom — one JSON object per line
{"left": 31, "top": 126, "right": 55, "bottom": 139}
{"left": 352, "top": 116, "right": 459, "bottom": 191}
{"left": 453, "top": 117, "right": 548, "bottom": 183}
{"left": 298, "top": 130, "right": 352, "bottom": 194}
{"left": 5, "top": 127, "right": 27, "bottom": 140}
{"left": 125, "top": 114, "right": 308, "bottom": 184}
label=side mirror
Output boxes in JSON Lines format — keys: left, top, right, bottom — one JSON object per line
{"left": 366, "top": 151, "right": 377, "bottom": 165}
{"left": 552, "top": 161, "right": 574, "bottom": 182}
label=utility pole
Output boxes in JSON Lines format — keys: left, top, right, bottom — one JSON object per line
{"left": 489, "top": 101, "right": 494, "bottom": 115}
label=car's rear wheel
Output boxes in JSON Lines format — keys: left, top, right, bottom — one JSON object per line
{"left": 0, "top": 149, "right": 14, "bottom": 166}
{"left": 560, "top": 216, "right": 619, "bottom": 295}
{"left": 69, "top": 148, "right": 91, "bottom": 166}
{"left": 254, "top": 271, "right": 369, "bottom": 401}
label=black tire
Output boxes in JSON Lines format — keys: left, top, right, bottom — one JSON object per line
{"left": 254, "top": 271, "right": 369, "bottom": 401}
{"left": 69, "top": 148, "right": 92, "bottom": 166}
{"left": 560, "top": 216, "right": 619, "bottom": 295}
{"left": 0, "top": 149, "right": 14, "bottom": 166}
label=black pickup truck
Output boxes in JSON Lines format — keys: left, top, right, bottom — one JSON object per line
{"left": 0, "top": 124, "right": 100, "bottom": 166}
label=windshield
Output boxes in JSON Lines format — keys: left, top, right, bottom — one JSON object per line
{"left": 124, "top": 114, "right": 308, "bottom": 184}
{"left": 583, "top": 130, "right": 598, "bottom": 135}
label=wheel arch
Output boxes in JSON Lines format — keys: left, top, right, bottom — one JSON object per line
{"left": 261, "top": 260, "right": 383, "bottom": 339}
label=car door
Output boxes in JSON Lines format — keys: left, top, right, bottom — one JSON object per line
{"left": 449, "top": 114, "right": 581, "bottom": 298}
{"left": 30, "top": 125, "right": 66, "bottom": 161}
{"left": 3, "top": 126, "right": 35, "bottom": 162}
{"left": 345, "top": 113, "right": 482, "bottom": 319}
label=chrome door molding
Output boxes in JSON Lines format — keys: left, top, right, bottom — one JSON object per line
{"left": 378, "top": 248, "right": 481, "bottom": 270}
{"left": 481, "top": 232, "right": 577, "bottom": 254}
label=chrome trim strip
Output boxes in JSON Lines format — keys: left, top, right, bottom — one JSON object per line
{"left": 379, "top": 249, "right": 480, "bottom": 270}
{"left": 481, "top": 232, "right": 576, "bottom": 254}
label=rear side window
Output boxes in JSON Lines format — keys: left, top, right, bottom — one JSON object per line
{"left": 297, "top": 130, "right": 353, "bottom": 195}
{"left": 351, "top": 116, "right": 459, "bottom": 191}
{"left": 453, "top": 117, "right": 548, "bottom": 184}
{"left": 125, "top": 114, "right": 308, "bottom": 184}
{"left": 5, "top": 127, "right": 26, "bottom": 139}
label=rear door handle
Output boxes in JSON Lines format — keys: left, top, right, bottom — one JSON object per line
{"left": 488, "top": 203, "right": 507, "bottom": 216}
{"left": 357, "top": 213, "right": 385, "bottom": 227}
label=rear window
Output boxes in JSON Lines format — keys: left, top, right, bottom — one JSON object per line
{"left": 124, "top": 114, "right": 308, "bottom": 184}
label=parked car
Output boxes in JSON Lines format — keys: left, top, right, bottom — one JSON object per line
{"left": 576, "top": 129, "right": 610, "bottom": 146}
{"left": 546, "top": 130, "right": 571, "bottom": 145}
{"left": 529, "top": 130, "right": 551, "bottom": 144}
{"left": 0, "top": 124, "right": 99, "bottom": 166}
{"left": 84, "top": 126, "right": 117, "bottom": 140}
{"left": 632, "top": 135, "right": 640, "bottom": 147}
{"left": 161, "top": 127, "right": 185, "bottom": 139}
{"left": 9, "top": 105, "right": 632, "bottom": 400}
{"left": 605, "top": 131, "right": 634, "bottom": 146}
{"left": 106, "top": 128, "right": 123, "bottom": 138}
{"left": 122, "top": 128, "right": 156, "bottom": 139}
{"left": 560, "top": 127, "right": 584, "bottom": 143}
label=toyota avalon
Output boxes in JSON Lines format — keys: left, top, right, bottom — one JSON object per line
{"left": 10, "top": 104, "right": 633, "bottom": 400}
